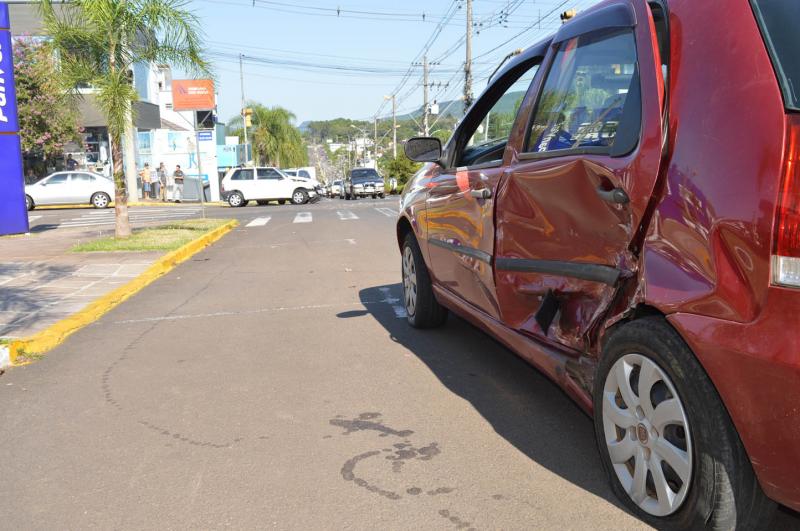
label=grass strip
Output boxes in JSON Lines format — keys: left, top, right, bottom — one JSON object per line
{"left": 71, "top": 218, "right": 232, "bottom": 252}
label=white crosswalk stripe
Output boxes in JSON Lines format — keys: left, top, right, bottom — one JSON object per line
{"left": 336, "top": 210, "right": 358, "bottom": 220}
{"left": 58, "top": 207, "right": 202, "bottom": 228}
{"left": 293, "top": 212, "right": 312, "bottom": 223}
{"left": 374, "top": 207, "right": 398, "bottom": 217}
{"left": 246, "top": 217, "right": 271, "bottom": 227}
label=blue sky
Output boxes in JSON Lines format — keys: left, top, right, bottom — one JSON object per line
{"left": 188, "top": 0, "right": 602, "bottom": 125}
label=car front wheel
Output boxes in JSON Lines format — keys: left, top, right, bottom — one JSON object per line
{"left": 594, "top": 317, "right": 775, "bottom": 530}
{"left": 26, "top": 195, "right": 34, "bottom": 211}
{"left": 402, "top": 233, "right": 447, "bottom": 329}
{"left": 91, "top": 192, "right": 111, "bottom": 209}
{"left": 291, "top": 189, "right": 309, "bottom": 205}
{"left": 227, "top": 191, "right": 244, "bottom": 207}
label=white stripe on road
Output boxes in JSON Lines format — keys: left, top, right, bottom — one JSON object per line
{"left": 375, "top": 207, "right": 398, "bottom": 217}
{"left": 379, "top": 286, "right": 407, "bottom": 319}
{"left": 28, "top": 215, "right": 42, "bottom": 222}
{"left": 293, "top": 212, "right": 312, "bottom": 223}
{"left": 336, "top": 210, "right": 359, "bottom": 220}
{"left": 245, "top": 217, "right": 271, "bottom": 227}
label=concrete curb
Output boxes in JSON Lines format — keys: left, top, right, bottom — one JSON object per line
{"left": 3, "top": 219, "right": 238, "bottom": 368}
{"left": 35, "top": 201, "right": 225, "bottom": 210}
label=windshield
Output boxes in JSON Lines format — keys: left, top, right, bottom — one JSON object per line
{"left": 751, "top": 0, "right": 800, "bottom": 111}
{"left": 350, "top": 169, "right": 381, "bottom": 183}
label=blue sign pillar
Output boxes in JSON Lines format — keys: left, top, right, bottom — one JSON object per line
{"left": 0, "top": 4, "right": 29, "bottom": 236}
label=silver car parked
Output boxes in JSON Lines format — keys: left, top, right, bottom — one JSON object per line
{"left": 25, "top": 171, "right": 115, "bottom": 210}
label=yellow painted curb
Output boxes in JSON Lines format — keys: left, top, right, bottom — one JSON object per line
{"left": 7, "top": 219, "right": 238, "bottom": 365}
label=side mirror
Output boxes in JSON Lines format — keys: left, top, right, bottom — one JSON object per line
{"left": 404, "top": 137, "right": 442, "bottom": 163}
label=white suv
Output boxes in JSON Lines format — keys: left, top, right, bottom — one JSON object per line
{"left": 221, "top": 167, "right": 318, "bottom": 207}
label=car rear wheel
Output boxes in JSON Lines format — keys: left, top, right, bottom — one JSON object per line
{"left": 402, "top": 233, "right": 447, "bottom": 329}
{"left": 256, "top": 200, "right": 270, "bottom": 206}
{"left": 291, "top": 189, "right": 308, "bottom": 205}
{"left": 25, "top": 195, "right": 34, "bottom": 211}
{"left": 91, "top": 192, "right": 111, "bottom": 209}
{"left": 594, "top": 317, "right": 775, "bottom": 530}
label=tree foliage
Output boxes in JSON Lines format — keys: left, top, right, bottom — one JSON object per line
{"left": 379, "top": 152, "right": 421, "bottom": 185}
{"left": 13, "top": 38, "right": 81, "bottom": 169}
{"left": 41, "top": 0, "right": 210, "bottom": 238}
{"left": 227, "top": 103, "right": 307, "bottom": 168}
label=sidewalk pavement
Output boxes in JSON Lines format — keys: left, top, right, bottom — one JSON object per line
{"left": 0, "top": 227, "right": 163, "bottom": 339}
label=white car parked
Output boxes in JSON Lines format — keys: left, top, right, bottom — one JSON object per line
{"left": 25, "top": 171, "right": 114, "bottom": 210}
{"left": 330, "top": 179, "right": 342, "bottom": 197}
{"left": 221, "top": 167, "right": 318, "bottom": 207}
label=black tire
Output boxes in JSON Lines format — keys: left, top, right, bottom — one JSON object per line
{"left": 227, "top": 191, "right": 244, "bottom": 208}
{"left": 256, "top": 200, "right": 270, "bottom": 206}
{"left": 291, "top": 188, "right": 309, "bottom": 205}
{"left": 372, "top": 194, "right": 377, "bottom": 199}
{"left": 593, "top": 317, "right": 775, "bottom": 530}
{"left": 91, "top": 192, "right": 111, "bottom": 209}
{"left": 379, "top": 194, "right": 385, "bottom": 199}
{"left": 25, "top": 195, "right": 34, "bottom": 211}
{"left": 278, "top": 199, "right": 286, "bottom": 205}
{"left": 401, "top": 233, "right": 447, "bottom": 329}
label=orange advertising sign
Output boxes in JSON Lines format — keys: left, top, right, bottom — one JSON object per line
{"left": 172, "top": 79, "right": 215, "bottom": 111}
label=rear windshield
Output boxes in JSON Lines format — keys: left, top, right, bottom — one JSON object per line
{"left": 751, "top": 0, "right": 800, "bottom": 111}
{"left": 350, "top": 169, "right": 381, "bottom": 182}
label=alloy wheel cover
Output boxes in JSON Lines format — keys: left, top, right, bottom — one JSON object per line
{"left": 602, "top": 353, "right": 693, "bottom": 517}
{"left": 402, "top": 246, "right": 417, "bottom": 316}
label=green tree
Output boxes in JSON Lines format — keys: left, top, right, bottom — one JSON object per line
{"left": 13, "top": 38, "right": 81, "bottom": 177}
{"left": 379, "top": 152, "right": 421, "bottom": 186}
{"left": 228, "top": 103, "right": 307, "bottom": 168}
{"left": 41, "top": 0, "right": 210, "bottom": 238}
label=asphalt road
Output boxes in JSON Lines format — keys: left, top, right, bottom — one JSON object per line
{"left": 2, "top": 198, "right": 797, "bottom": 529}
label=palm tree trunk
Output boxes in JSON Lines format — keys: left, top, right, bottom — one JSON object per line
{"left": 111, "top": 133, "right": 132, "bottom": 238}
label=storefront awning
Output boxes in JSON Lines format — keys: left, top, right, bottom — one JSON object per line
{"left": 77, "top": 96, "right": 162, "bottom": 130}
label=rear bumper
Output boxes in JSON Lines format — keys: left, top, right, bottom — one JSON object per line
{"left": 668, "top": 288, "right": 800, "bottom": 511}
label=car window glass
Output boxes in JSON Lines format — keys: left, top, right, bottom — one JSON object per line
{"left": 257, "top": 168, "right": 283, "bottom": 180}
{"left": 299, "top": 170, "right": 310, "bottom": 178}
{"left": 72, "top": 173, "right": 95, "bottom": 182}
{"left": 527, "top": 30, "right": 637, "bottom": 154}
{"left": 46, "top": 174, "right": 68, "bottom": 185}
{"left": 457, "top": 60, "right": 540, "bottom": 167}
{"left": 231, "top": 169, "right": 254, "bottom": 181}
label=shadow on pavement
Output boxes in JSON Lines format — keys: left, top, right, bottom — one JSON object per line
{"left": 356, "top": 283, "right": 626, "bottom": 510}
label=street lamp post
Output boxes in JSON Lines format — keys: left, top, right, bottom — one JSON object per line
{"left": 384, "top": 94, "right": 397, "bottom": 158}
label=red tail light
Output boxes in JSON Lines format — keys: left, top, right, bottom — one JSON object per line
{"left": 772, "top": 116, "right": 800, "bottom": 287}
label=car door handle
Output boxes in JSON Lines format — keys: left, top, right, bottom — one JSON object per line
{"left": 470, "top": 188, "right": 492, "bottom": 199}
{"left": 595, "top": 187, "right": 629, "bottom": 204}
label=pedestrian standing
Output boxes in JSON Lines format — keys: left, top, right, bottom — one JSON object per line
{"left": 173, "top": 165, "right": 185, "bottom": 202}
{"left": 158, "top": 162, "right": 167, "bottom": 201}
{"left": 65, "top": 154, "right": 78, "bottom": 171}
{"left": 140, "top": 163, "right": 153, "bottom": 200}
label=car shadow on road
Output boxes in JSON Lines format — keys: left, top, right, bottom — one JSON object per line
{"left": 357, "top": 283, "right": 626, "bottom": 510}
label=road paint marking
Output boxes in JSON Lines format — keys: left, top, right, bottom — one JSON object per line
{"left": 28, "top": 215, "right": 42, "bottom": 222}
{"left": 375, "top": 207, "right": 398, "bottom": 217}
{"left": 293, "top": 212, "right": 312, "bottom": 223}
{"left": 337, "top": 210, "right": 359, "bottom": 220}
{"left": 246, "top": 217, "right": 271, "bottom": 227}
{"left": 111, "top": 301, "right": 386, "bottom": 324}
{"left": 379, "top": 287, "right": 407, "bottom": 318}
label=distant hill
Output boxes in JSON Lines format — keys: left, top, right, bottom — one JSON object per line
{"left": 395, "top": 90, "right": 527, "bottom": 122}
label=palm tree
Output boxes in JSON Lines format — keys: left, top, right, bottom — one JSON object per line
{"left": 228, "top": 103, "right": 307, "bottom": 168}
{"left": 40, "top": 0, "right": 210, "bottom": 238}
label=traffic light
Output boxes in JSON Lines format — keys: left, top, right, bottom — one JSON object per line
{"left": 243, "top": 108, "right": 253, "bottom": 127}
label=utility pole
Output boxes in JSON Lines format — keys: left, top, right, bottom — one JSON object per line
{"left": 374, "top": 117, "right": 378, "bottom": 163}
{"left": 422, "top": 55, "right": 430, "bottom": 136}
{"left": 392, "top": 95, "right": 397, "bottom": 158}
{"left": 464, "top": 0, "right": 473, "bottom": 114}
{"left": 239, "top": 53, "right": 249, "bottom": 163}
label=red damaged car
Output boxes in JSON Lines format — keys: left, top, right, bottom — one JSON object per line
{"left": 396, "top": 0, "right": 799, "bottom": 528}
